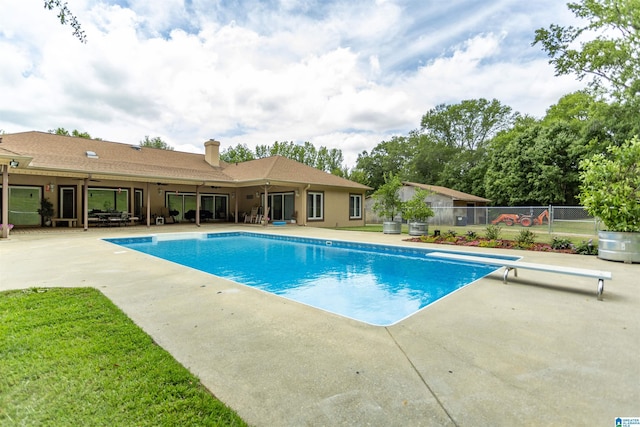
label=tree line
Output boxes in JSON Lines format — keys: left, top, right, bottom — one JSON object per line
{"left": 355, "top": 92, "right": 639, "bottom": 206}
{"left": 221, "top": 141, "right": 347, "bottom": 176}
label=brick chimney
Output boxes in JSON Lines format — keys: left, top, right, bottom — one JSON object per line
{"left": 204, "top": 139, "right": 220, "bottom": 167}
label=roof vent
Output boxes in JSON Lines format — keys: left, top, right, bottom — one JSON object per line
{"left": 86, "top": 150, "right": 99, "bottom": 159}
{"left": 131, "top": 145, "right": 141, "bottom": 151}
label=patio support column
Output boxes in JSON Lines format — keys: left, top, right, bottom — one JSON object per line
{"left": 129, "top": 185, "right": 135, "bottom": 223}
{"left": 146, "top": 182, "right": 151, "bottom": 227}
{"left": 1, "top": 165, "right": 8, "bottom": 239}
{"left": 263, "top": 183, "right": 269, "bottom": 226}
{"left": 83, "top": 178, "right": 89, "bottom": 231}
{"left": 195, "top": 185, "right": 201, "bottom": 227}
{"left": 301, "top": 184, "right": 310, "bottom": 226}
{"left": 234, "top": 191, "right": 238, "bottom": 223}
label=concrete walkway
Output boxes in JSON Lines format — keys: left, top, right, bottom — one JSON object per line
{"left": 1, "top": 224, "right": 638, "bottom": 426}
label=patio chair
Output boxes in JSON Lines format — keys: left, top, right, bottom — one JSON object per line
{"left": 256, "top": 207, "right": 270, "bottom": 224}
{"left": 245, "top": 207, "right": 258, "bottom": 223}
{"left": 109, "top": 212, "right": 129, "bottom": 226}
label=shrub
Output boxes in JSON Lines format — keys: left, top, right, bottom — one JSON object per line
{"left": 551, "top": 237, "right": 573, "bottom": 250}
{"left": 574, "top": 239, "right": 598, "bottom": 255}
{"left": 579, "top": 136, "right": 640, "bottom": 232}
{"left": 443, "top": 230, "right": 457, "bottom": 238}
{"left": 401, "top": 188, "right": 435, "bottom": 222}
{"left": 465, "top": 230, "right": 478, "bottom": 241}
{"left": 478, "top": 240, "right": 500, "bottom": 248}
{"left": 442, "top": 230, "right": 458, "bottom": 242}
{"left": 485, "top": 224, "right": 502, "bottom": 240}
{"left": 515, "top": 229, "right": 536, "bottom": 248}
{"left": 420, "top": 235, "right": 439, "bottom": 243}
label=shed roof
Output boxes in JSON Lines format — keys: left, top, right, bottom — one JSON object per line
{"left": 403, "top": 181, "right": 490, "bottom": 203}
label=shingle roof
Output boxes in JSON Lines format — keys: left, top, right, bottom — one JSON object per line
{"left": 1, "top": 131, "right": 231, "bottom": 183}
{"left": 225, "top": 156, "right": 370, "bottom": 189}
{"left": 403, "top": 181, "right": 490, "bottom": 202}
{"left": 0, "top": 131, "right": 370, "bottom": 190}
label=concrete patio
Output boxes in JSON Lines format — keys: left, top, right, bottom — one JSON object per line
{"left": 1, "top": 224, "right": 638, "bottom": 426}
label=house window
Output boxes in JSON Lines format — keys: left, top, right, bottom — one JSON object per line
{"left": 349, "top": 194, "right": 362, "bottom": 219}
{"left": 88, "top": 188, "right": 129, "bottom": 212}
{"left": 0, "top": 185, "right": 41, "bottom": 225}
{"left": 307, "top": 191, "right": 323, "bottom": 220}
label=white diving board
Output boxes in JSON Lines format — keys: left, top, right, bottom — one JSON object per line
{"left": 426, "top": 252, "right": 612, "bottom": 301}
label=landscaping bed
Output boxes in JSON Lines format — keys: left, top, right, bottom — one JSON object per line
{"left": 405, "top": 227, "right": 598, "bottom": 255}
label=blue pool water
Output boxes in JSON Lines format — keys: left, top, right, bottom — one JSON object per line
{"left": 106, "top": 232, "right": 515, "bottom": 326}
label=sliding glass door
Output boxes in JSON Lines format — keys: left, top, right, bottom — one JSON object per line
{"left": 167, "top": 193, "right": 228, "bottom": 222}
{"left": 266, "top": 192, "right": 294, "bottom": 221}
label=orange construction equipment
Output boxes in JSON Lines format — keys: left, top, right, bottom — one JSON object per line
{"left": 491, "top": 209, "right": 549, "bottom": 227}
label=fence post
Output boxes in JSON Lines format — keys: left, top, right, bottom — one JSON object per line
{"left": 549, "top": 205, "right": 553, "bottom": 234}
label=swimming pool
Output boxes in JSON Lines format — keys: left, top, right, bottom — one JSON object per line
{"left": 106, "top": 232, "right": 517, "bottom": 326}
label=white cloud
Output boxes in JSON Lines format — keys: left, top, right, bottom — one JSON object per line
{"left": 0, "top": 0, "right": 587, "bottom": 165}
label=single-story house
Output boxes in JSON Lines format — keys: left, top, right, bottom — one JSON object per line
{"left": 0, "top": 131, "right": 370, "bottom": 237}
{"left": 365, "top": 181, "right": 490, "bottom": 226}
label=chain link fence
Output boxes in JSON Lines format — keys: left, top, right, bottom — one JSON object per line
{"left": 369, "top": 206, "right": 600, "bottom": 236}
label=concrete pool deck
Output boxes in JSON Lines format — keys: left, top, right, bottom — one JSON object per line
{"left": 1, "top": 224, "right": 638, "bottom": 426}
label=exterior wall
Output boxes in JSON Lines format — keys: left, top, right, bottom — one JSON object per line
{"left": 3, "top": 173, "right": 365, "bottom": 229}
{"left": 426, "top": 193, "right": 455, "bottom": 226}
{"left": 365, "top": 186, "right": 454, "bottom": 224}
{"left": 302, "top": 187, "right": 365, "bottom": 228}
{"left": 2, "top": 174, "right": 234, "bottom": 227}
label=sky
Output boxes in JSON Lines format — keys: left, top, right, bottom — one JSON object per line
{"left": 0, "top": 0, "right": 586, "bottom": 167}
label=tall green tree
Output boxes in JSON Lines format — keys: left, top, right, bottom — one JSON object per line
{"left": 533, "top": 0, "right": 640, "bottom": 101}
{"left": 420, "top": 98, "right": 518, "bottom": 150}
{"left": 542, "top": 91, "right": 595, "bottom": 127}
{"left": 484, "top": 118, "right": 584, "bottom": 205}
{"left": 355, "top": 136, "right": 413, "bottom": 189}
{"left": 71, "top": 129, "right": 92, "bottom": 139}
{"left": 484, "top": 118, "right": 541, "bottom": 205}
{"left": 50, "top": 127, "right": 70, "bottom": 136}
{"left": 418, "top": 99, "right": 517, "bottom": 196}
{"left": 544, "top": 91, "right": 640, "bottom": 155}
{"left": 139, "top": 136, "right": 174, "bottom": 150}
{"left": 405, "top": 131, "right": 457, "bottom": 185}
{"left": 236, "top": 140, "right": 347, "bottom": 175}
{"left": 437, "top": 146, "right": 489, "bottom": 197}
{"left": 48, "top": 128, "right": 93, "bottom": 139}
{"left": 220, "top": 144, "right": 256, "bottom": 163}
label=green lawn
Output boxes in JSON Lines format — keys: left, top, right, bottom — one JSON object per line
{"left": 0, "top": 287, "right": 247, "bottom": 426}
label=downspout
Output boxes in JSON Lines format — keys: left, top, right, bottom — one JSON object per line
{"left": 1, "top": 165, "right": 8, "bottom": 238}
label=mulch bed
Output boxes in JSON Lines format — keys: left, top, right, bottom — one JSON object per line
{"left": 404, "top": 236, "right": 577, "bottom": 253}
